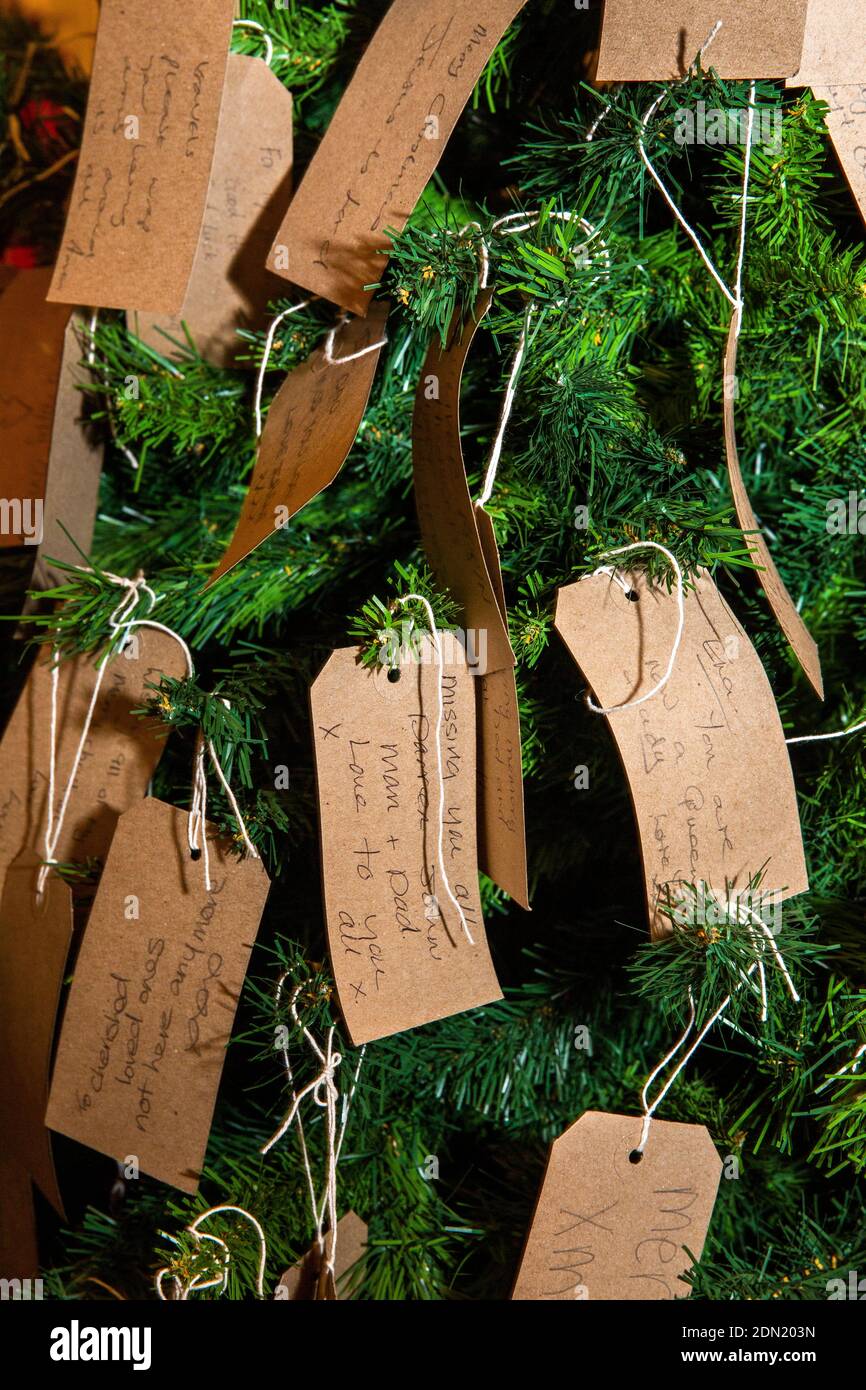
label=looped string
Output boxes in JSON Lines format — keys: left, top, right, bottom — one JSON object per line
{"left": 37, "top": 567, "right": 258, "bottom": 899}
{"left": 253, "top": 300, "right": 387, "bottom": 439}
{"left": 636, "top": 888, "right": 798, "bottom": 1154}
{"left": 474, "top": 211, "right": 608, "bottom": 510}
{"left": 155, "top": 1204, "right": 267, "bottom": 1300}
{"left": 261, "top": 978, "right": 366, "bottom": 1295}
{"left": 393, "top": 593, "right": 475, "bottom": 945}
{"left": 322, "top": 312, "right": 388, "bottom": 367}
{"left": 231, "top": 18, "right": 274, "bottom": 68}
{"left": 37, "top": 572, "right": 155, "bottom": 897}
{"left": 585, "top": 540, "right": 685, "bottom": 715}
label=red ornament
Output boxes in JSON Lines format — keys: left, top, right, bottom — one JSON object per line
{"left": 2, "top": 245, "right": 39, "bottom": 269}
{"left": 18, "top": 98, "right": 74, "bottom": 150}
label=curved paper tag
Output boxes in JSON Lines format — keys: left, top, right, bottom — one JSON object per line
{"left": 723, "top": 316, "right": 823, "bottom": 698}
{"left": 475, "top": 505, "right": 530, "bottom": 909}
{"left": 554, "top": 568, "right": 808, "bottom": 939}
{"left": 512, "top": 1111, "right": 721, "bottom": 1300}
{"left": 268, "top": 0, "right": 528, "bottom": 314}
{"left": 413, "top": 291, "right": 514, "bottom": 675}
{"left": 128, "top": 53, "right": 294, "bottom": 367}
{"left": 206, "top": 303, "right": 388, "bottom": 586}
{"left": 310, "top": 642, "right": 502, "bottom": 1043}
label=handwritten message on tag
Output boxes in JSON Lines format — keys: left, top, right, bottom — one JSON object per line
{"left": 129, "top": 53, "right": 294, "bottom": 366}
{"left": 276, "top": 1211, "right": 368, "bottom": 1301}
{"left": 723, "top": 319, "right": 823, "bottom": 698}
{"left": 269, "top": 0, "right": 527, "bottom": 314}
{"left": 596, "top": 0, "right": 808, "bottom": 80}
{"left": 0, "top": 855, "right": 73, "bottom": 1276}
{"left": 46, "top": 798, "right": 270, "bottom": 1193}
{"left": 555, "top": 569, "right": 808, "bottom": 938}
{"left": 512, "top": 1111, "right": 721, "bottom": 1300}
{"left": 206, "top": 304, "right": 387, "bottom": 586}
{"left": 310, "top": 643, "right": 502, "bottom": 1044}
{"left": 48, "top": 0, "right": 236, "bottom": 312}
{"left": 0, "top": 631, "right": 187, "bottom": 905}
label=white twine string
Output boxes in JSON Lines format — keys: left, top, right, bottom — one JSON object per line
{"left": 232, "top": 18, "right": 274, "bottom": 68}
{"left": 816, "top": 1041, "right": 866, "bottom": 1095}
{"left": 37, "top": 568, "right": 258, "bottom": 897}
{"left": 155, "top": 1204, "right": 267, "bottom": 1300}
{"left": 585, "top": 541, "right": 685, "bottom": 715}
{"left": 37, "top": 574, "right": 155, "bottom": 897}
{"left": 636, "top": 891, "right": 798, "bottom": 1153}
{"left": 253, "top": 299, "right": 314, "bottom": 437}
{"left": 261, "top": 979, "right": 366, "bottom": 1293}
{"left": 323, "top": 312, "right": 388, "bottom": 366}
{"left": 253, "top": 302, "right": 386, "bottom": 438}
{"left": 394, "top": 593, "right": 475, "bottom": 945}
{"left": 474, "top": 210, "right": 607, "bottom": 509}
{"left": 637, "top": 41, "right": 756, "bottom": 321}
{"left": 786, "top": 719, "right": 866, "bottom": 746}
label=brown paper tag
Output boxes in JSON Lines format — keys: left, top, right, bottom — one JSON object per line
{"left": 0, "top": 855, "right": 74, "bottom": 1276}
{"left": 47, "top": 0, "right": 237, "bottom": 312}
{"left": 554, "top": 568, "right": 808, "bottom": 938}
{"left": 46, "top": 797, "right": 270, "bottom": 1193}
{"left": 723, "top": 317, "right": 823, "bottom": 698}
{"left": 268, "top": 0, "right": 527, "bottom": 315}
{"left": 812, "top": 86, "right": 866, "bottom": 227}
{"left": 206, "top": 303, "right": 388, "bottom": 586}
{"left": 276, "top": 1211, "right": 368, "bottom": 1301}
{"left": 475, "top": 506, "right": 530, "bottom": 909}
{"left": 596, "top": 1, "right": 809, "bottom": 81}
{"left": 0, "top": 630, "right": 187, "bottom": 905}
{"left": 512, "top": 1111, "right": 721, "bottom": 1300}
{"left": 310, "top": 642, "right": 502, "bottom": 1044}
{"left": 0, "top": 268, "right": 71, "bottom": 549}
{"left": 128, "top": 53, "right": 294, "bottom": 367}
{"left": 413, "top": 291, "right": 514, "bottom": 676}
{"left": 788, "top": 0, "right": 865, "bottom": 85}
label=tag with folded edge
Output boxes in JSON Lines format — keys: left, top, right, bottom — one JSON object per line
{"left": 412, "top": 292, "right": 529, "bottom": 907}
{"left": 722, "top": 315, "right": 823, "bottom": 698}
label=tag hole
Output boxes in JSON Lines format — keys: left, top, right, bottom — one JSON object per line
{"left": 190, "top": 848, "right": 202, "bottom": 862}
{"left": 626, "top": 590, "right": 640, "bottom": 603}
{"left": 628, "top": 1149, "right": 643, "bottom": 1164}
{"left": 387, "top": 668, "right": 401, "bottom": 684}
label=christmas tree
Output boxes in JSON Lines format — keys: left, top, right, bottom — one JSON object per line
{"left": 1, "top": 0, "right": 865, "bottom": 1303}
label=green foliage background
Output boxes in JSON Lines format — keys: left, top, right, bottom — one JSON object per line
{"left": 1, "top": 0, "right": 865, "bottom": 1300}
